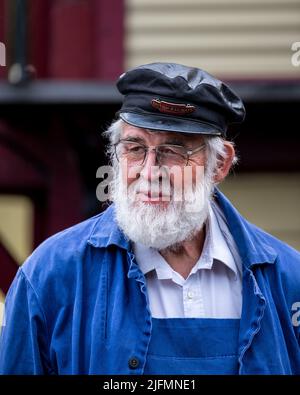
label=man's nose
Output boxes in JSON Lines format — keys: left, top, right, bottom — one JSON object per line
{"left": 140, "top": 149, "right": 161, "bottom": 181}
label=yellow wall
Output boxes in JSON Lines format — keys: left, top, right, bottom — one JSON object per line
{"left": 0, "top": 195, "right": 33, "bottom": 265}
{"left": 0, "top": 195, "right": 33, "bottom": 313}
{"left": 220, "top": 172, "right": 300, "bottom": 251}
{"left": 125, "top": 0, "right": 300, "bottom": 78}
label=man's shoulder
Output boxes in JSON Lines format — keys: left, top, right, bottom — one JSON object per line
{"left": 245, "top": 221, "right": 300, "bottom": 294}
{"left": 247, "top": 221, "right": 300, "bottom": 263}
{"left": 215, "top": 189, "right": 300, "bottom": 268}
{"left": 21, "top": 206, "right": 114, "bottom": 282}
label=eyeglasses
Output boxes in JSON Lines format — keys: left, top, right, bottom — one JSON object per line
{"left": 114, "top": 139, "right": 206, "bottom": 166}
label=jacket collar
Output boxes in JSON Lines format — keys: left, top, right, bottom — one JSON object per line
{"left": 87, "top": 188, "right": 278, "bottom": 268}
{"left": 213, "top": 188, "right": 277, "bottom": 268}
{"left": 87, "top": 204, "right": 130, "bottom": 250}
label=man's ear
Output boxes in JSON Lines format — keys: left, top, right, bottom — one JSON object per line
{"left": 213, "top": 142, "right": 235, "bottom": 183}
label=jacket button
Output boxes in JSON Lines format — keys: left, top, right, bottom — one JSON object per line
{"left": 128, "top": 357, "right": 139, "bottom": 369}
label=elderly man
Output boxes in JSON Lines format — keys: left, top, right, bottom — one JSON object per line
{"left": 0, "top": 63, "right": 300, "bottom": 375}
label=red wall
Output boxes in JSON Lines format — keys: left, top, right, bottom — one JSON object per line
{"left": 0, "top": 0, "right": 125, "bottom": 292}
{"left": 0, "top": 0, "right": 124, "bottom": 80}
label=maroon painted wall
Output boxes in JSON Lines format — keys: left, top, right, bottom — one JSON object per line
{"left": 0, "top": 0, "right": 125, "bottom": 291}
{"left": 0, "top": 0, "right": 124, "bottom": 80}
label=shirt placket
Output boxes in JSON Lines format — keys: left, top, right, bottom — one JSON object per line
{"left": 183, "top": 273, "right": 205, "bottom": 318}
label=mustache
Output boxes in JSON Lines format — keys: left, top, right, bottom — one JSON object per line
{"left": 127, "top": 178, "right": 173, "bottom": 198}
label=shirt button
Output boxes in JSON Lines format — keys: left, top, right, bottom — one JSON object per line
{"left": 128, "top": 357, "right": 139, "bottom": 369}
{"left": 187, "top": 291, "right": 194, "bottom": 299}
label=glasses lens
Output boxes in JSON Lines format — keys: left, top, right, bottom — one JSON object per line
{"left": 116, "top": 142, "right": 146, "bottom": 164}
{"left": 157, "top": 145, "right": 187, "bottom": 166}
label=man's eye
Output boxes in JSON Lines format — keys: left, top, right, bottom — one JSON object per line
{"left": 126, "top": 145, "right": 145, "bottom": 153}
{"left": 160, "top": 147, "right": 183, "bottom": 155}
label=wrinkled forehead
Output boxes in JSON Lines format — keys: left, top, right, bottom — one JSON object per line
{"left": 121, "top": 122, "right": 205, "bottom": 145}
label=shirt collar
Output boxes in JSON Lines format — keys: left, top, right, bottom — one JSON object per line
{"left": 133, "top": 243, "right": 171, "bottom": 280}
{"left": 203, "top": 204, "right": 239, "bottom": 277}
{"left": 87, "top": 204, "right": 130, "bottom": 250}
{"left": 213, "top": 188, "right": 277, "bottom": 267}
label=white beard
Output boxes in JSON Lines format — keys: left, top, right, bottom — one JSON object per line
{"left": 111, "top": 166, "right": 214, "bottom": 251}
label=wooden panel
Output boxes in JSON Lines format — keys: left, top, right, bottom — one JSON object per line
{"left": 28, "top": 0, "right": 51, "bottom": 78}
{"left": 48, "top": 0, "right": 124, "bottom": 80}
{"left": 128, "top": 32, "right": 298, "bottom": 51}
{"left": 125, "top": 0, "right": 300, "bottom": 79}
{"left": 93, "top": 0, "right": 125, "bottom": 80}
{"left": 49, "top": 0, "right": 93, "bottom": 79}
{"left": 127, "top": 11, "right": 300, "bottom": 30}
{"left": 126, "top": 55, "right": 298, "bottom": 78}
{"left": 129, "top": 0, "right": 300, "bottom": 6}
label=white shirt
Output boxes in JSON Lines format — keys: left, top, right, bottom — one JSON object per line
{"left": 133, "top": 201, "right": 243, "bottom": 318}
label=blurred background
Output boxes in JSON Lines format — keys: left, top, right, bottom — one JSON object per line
{"left": 0, "top": 0, "right": 300, "bottom": 317}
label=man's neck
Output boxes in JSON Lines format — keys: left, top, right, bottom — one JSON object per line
{"left": 159, "top": 227, "right": 206, "bottom": 279}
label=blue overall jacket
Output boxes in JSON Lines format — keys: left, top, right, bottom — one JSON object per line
{"left": 0, "top": 189, "right": 300, "bottom": 374}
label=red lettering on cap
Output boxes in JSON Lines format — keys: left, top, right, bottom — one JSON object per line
{"left": 151, "top": 99, "right": 195, "bottom": 115}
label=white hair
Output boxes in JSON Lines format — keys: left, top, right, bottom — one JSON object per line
{"left": 103, "top": 118, "right": 236, "bottom": 184}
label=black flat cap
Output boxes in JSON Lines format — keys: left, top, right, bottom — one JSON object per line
{"left": 116, "top": 62, "right": 245, "bottom": 137}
